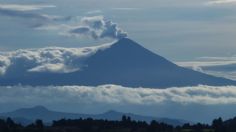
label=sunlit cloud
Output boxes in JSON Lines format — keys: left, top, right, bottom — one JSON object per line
{"left": 0, "top": 44, "right": 112, "bottom": 75}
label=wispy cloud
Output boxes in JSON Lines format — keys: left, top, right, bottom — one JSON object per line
{"left": 0, "top": 3, "right": 56, "bottom": 20}
{"left": 0, "top": 4, "right": 55, "bottom": 11}
{"left": 206, "top": 0, "right": 236, "bottom": 5}
{"left": 111, "top": 8, "right": 141, "bottom": 11}
{"left": 177, "top": 56, "right": 236, "bottom": 80}
{"left": 86, "top": 10, "right": 102, "bottom": 15}
{"left": 0, "top": 3, "right": 70, "bottom": 28}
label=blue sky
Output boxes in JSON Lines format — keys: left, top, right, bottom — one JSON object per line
{"left": 0, "top": 0, "right": 236, "bottom": 61}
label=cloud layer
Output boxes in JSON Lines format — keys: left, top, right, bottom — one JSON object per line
{"left": 1, "top": 85, "right": 236, "bottom": 105}
{"left": 0, "top": 44, "right": 111, "bottom": 75}
{"left": 177, "top": 56, "right": 236, "bottom": 80}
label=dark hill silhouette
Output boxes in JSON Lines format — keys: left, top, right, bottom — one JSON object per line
{"left": 0, "top": 38, "right": 235, "bottom": 87}
{"left": 0, "top": 106, "right": 188, "bottom": 126}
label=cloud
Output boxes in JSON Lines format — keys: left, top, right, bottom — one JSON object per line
{"left": 0, "top": 4, "right": 127, "bottom": 40}
{"left": 0, "top": 4, "right": 55, "bottom": 11}
{"left": 86, "top": 10, "right": 102, "bottom": 15}
{"left": 111, "top": 8, "right": 141, "bottom": 11}
{"left": 0, "top": 3, "right": 70, "bottom": 28}
{"left": 0, "top": 3, "right": 56, "bottom": 20}
{"left": 206, "top": 0, "right": 236, "bottom": 5}
{"left": 1, "top": 85, "right": 236, "bottom": 105}
{"left": 177, "top": 56, "right": 236, "bottom": 80}
{"left": 68, "top": 16, "right": 128, "bottom": 40}
{"left": 0, "top": 8, "right": 61, "bottom": 21}
{"left": 0, "top": 44, "right": 111, "bottom": 75}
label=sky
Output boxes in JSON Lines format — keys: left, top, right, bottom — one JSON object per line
{"left": 0, "top": 0, "right": 236, "bottom": 61}
{"left": 1, "top": 0, "right": 236, "bottom": 123}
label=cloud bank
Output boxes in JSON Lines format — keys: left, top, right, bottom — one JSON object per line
{"left": 0, "top": 44, "right": 111, "bottom": 75}
{"left": 1, "top": 85, "right": 236, "bottom": 105}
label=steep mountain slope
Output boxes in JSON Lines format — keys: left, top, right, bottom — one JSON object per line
{"left": 0, "top": 38, "right": 235, "bottom": 87}
{"left": 74, "top": 38, "right": 236, "bottom": 87}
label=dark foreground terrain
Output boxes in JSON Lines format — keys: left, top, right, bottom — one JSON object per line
{"left": 0, "top": 115, "right": 236, "bottom": 132}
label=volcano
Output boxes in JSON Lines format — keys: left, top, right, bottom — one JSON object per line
{"left": 0, "top": 38, "right": 235, "bottom": 88}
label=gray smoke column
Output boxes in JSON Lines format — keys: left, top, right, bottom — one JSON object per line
{"left": 69, "top": 16, "right": 128, "bottom": 40}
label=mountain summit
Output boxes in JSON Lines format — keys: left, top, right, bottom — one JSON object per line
{"left": 0, "top": 38, "right": 235, "bottom": 88}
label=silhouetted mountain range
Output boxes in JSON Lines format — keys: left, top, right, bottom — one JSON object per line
{"left": 0, "top": 106, "right": 188, "bottom": 126}
{"left": 0, "top": 38, "right": 235, "bottom": 88}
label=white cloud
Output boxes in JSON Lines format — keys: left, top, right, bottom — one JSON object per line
{"left": 111, "top": 8, "right": 141, "bottom": 11}
{"left": 1, "top": 85, "right": 236, "bottom": 105}
{"left": 0, "top": 4, "right": 55, "bottom": 11}
{"left": 206, "top": 0, "right": 236, "bottom": 5}
{"left": 0, "top": 55, "right": 11, "bottom": 75}
{"left": 86, "top": 10, "right": 102, "bottom": 15}
{"left": 0, "top": 44, "right": 112, "bottom": 75}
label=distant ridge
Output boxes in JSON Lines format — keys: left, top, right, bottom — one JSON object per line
{"left": 0, "top": 106, "right": 188, "bottom": 126}
{"left": 0, "top": 38, "right": 235, "bottom": 88}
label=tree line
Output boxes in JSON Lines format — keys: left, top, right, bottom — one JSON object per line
{"left": 0, "top": 115, "right": 236, "bottom": 132}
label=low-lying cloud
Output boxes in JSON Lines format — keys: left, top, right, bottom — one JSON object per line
{"left": 0, "top": 44, "right": 111, "bottom": 75}
{"left": 1, "top": 85, "right": 236, "bottom": 105}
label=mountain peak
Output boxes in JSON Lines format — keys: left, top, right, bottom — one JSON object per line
{"left": 104, "top": 110, "right": 120, "bottom": 115}
{"left": 31, "top": 105, "right": 48, "bottom": 111}
{"left": 116, "top": 37, "right": 135, "bottom": 43}
{"left": 13, "top": 105, "right": 49, "bottom": 113}
{"left": 113, "top": 37, "right": 142, "bottom": 48}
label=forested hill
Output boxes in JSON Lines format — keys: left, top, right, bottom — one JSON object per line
{"left": 0, "top": 115, "right": 235, "bottom": 132}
